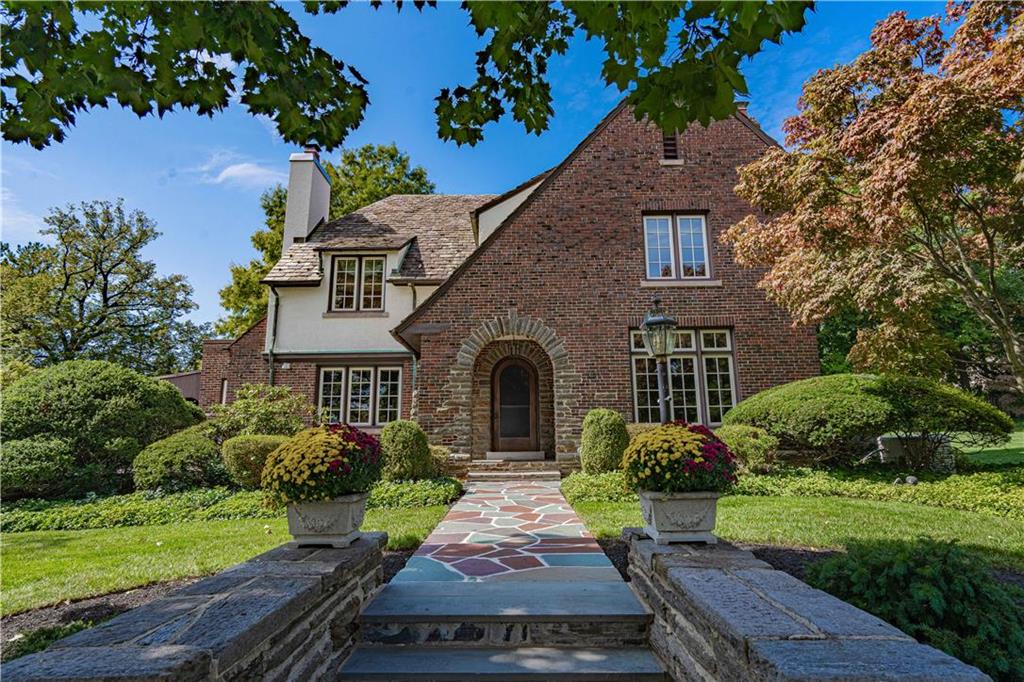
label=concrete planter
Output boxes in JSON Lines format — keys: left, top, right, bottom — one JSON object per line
{"left": 639, "top": 490, "right": 720, "bottom": 544}
{"left": 286, "top": 492, "right": 368, "bottom": 548}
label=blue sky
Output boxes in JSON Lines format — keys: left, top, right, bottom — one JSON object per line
{"left": 1, "top": 1, "right": 943, "bottom": 327}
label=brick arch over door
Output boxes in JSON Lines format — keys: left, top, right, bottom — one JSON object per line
{"left": 436, "top": 310, "right": 581, "bottom": 456}
{"left": 472, "top": 340, "right": 554, "bottom": 457}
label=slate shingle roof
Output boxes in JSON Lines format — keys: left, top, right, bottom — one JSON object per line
{"left": 262, "top": 194, "right": 496, "bottom": 285}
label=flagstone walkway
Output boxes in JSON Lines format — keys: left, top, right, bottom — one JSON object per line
{"left": 393, "top": 480, "right": 620, "bottom": 582}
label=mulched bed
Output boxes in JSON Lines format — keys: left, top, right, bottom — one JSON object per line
{"left": 3, "top": 550, "right": 416, "bottom": 643}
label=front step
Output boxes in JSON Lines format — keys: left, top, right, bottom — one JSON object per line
{"left": 466, "top": 470, "right": 561, "bottom": 482}
{"left": 339, "top": 646, "right": 666, "bottom": 681}
{"left": 360, "top": 581, "right": 651, "bottom": 647}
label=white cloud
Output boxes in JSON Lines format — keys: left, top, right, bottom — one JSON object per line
{"left": 0, "top": 187, "right": 46, "bottom": 243}
{"left": 189, "top": 149, "right": 286, "bottom": 190}
{"left": 211, "top": 162, "right": 287, "bottom": 188}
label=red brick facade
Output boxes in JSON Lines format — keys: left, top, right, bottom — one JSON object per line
{"left": 399, "top": 106, "right": 819, "bottom": 455}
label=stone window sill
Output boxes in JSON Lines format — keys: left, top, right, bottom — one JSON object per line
{"left": 659, "top": 159, "right": 687, "bottom": 166}
{"left": 322, "top": 311, "right": 390, "bottom": 318}
{"left": 640, "top": 279, "right": 722, "bottom": 288}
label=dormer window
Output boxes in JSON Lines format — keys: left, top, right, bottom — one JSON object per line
{"left": 662, "top": 131, "right": 679, "bottom": 160}
{"left": 330, "top": 255, "right": 386, "bottom": 311}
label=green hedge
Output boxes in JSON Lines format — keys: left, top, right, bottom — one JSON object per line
{"left": 132, "top": 429, "right": 229, "bottom": 492}
{"left": 380, "top": 420, "right": 437, "bottom": 481}
{"left": 221, "top": 434, "right": 290, "bottom": 489}
{"left": 560, "top": 466, "right": 1022, "bottom": 519}
{"left": 807, "top": 539, "right": 1024, "bottom": 681}
{"left": 579, "top": 409, "right": 630, "bottom": 474}
{"left": 715, "top": 424, "right": 779, "bottom": 473}
{"left": 2, "top": 478, "right": 464, "bottom": 533}
{"left": 0, "top": 438, "right": 75, "bottom": 499}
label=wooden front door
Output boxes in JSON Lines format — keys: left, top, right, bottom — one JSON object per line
{"left": 492, "top": 357, "right": 539, "bottom": 451}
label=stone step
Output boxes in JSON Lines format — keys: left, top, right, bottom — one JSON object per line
{"left": 466, "top": 471, "right": 562, "bottom": 482}
{"left": 486, "top": 451, "right": 546, "bottom": 461}
{"left": 360, "top": 581, "right": 651, "bottom": 647}
{"left": 338, "top": 646, "right": 667, "bottom": 681}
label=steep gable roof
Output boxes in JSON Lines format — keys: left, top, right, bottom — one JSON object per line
{"left": 263, "top": 193, "right": 496, "bottom": 285}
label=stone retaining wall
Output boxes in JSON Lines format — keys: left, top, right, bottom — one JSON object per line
{"left": 5, "top": 533, "right": 387, "bottom": 681}
{"left": 623, "top": 529, "right": 990, "bottom": 682}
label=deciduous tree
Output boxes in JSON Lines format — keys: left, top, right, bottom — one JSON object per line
{"left": 1, "top": 1, "right": 811, "bottom": 149}
{"left": 216, "top": 143, "right": 434, "bottom": 336}
{"left": 724, "top": 3, "right": 1024, "bottom": 391}
{"left": 1, "top": 199, "right": 209, "bottom": 374}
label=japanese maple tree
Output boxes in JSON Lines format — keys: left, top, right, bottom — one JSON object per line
{"left": 724, "top": 3, "right": 1024, "bottom": 390}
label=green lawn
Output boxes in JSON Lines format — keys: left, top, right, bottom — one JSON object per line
{"left": 964, "top": 419, "right": 1024, "bottom": 466}
{"left": 1, "top": 506, "right": 447, "bottom": 616}
{"left": 576, "top": 495, "right": 1024, "bottom": 572}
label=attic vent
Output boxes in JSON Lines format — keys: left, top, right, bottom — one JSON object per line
{"left": 662, "top": 131, "right": 679, "bottom": 160}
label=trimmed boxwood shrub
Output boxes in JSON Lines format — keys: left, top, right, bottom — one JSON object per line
{"left": 722, "top": 374, "right": 894, "bottom": 462}
{"left": 380, "top": 420, "right": 436, "bottom": 481}
{"left": 133, "top": 430, "right": 229, "bottom": 492}
{"left": 715, "top": 424, "right": 780, "bottom": 473}
{"left": 807, "top": 538, "right": 1024, "bottom": 681}
{"left": 1, "top": 360, "right": 202, "bottom": 494}
{"left": 221, "top": 435, "right": 290, "bottom": 489}
{"left": 0, "top": 438, "right": 75, "bottom": 500}
{"left": 580, "top": 409, "right": 630, "bottom": 474}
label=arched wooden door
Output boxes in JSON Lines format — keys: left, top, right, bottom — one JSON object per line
{"left": 491, "top": 357, "right": 539, "bottom": 451}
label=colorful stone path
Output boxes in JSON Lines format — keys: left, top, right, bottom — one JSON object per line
{"left": 393, "top": 481, "right": 620, "bottom": 582}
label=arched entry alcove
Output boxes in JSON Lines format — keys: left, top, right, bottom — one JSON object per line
{"left": 471, "top": 342, "right": 554, "bottom": 457}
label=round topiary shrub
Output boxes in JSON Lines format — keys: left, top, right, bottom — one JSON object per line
{"left": 806, "top": 538, "right": 1024, "bottom": 681}
{"left": 379, "top": 420, "right": 436, "bottom": 481}
{"left": 580, "top": 409, "right": 630, "bottom": 474}
{"left": 722, "top": 374, "right": 894, "bottom": 462}
{"left": 221, "top": 435, "right": 291, "bottom": 489}
{"left": 133, "top": 430, "right": 229, "bottom": 492}
{"left": 714, "top": 424, "right": 780, "bottom": 473}
{"left": 2, "top": 360, "right": 202, "bottom": 494}
{"left": 0, "top": 438, "right": 75, "bottom": 500}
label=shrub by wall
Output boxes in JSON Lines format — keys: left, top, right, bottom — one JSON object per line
{"left": 561, "top": 471, "right": 636, "bottom": 504}
{"left": 0, "top": 438, "right": 75, "bottom": 500}
{"left": 807, "top": 538, "right": 1024, "bottom": 681}
{"left": 133, "top": 430, "right": 229, "bottom": 492}
{"left": 579, "top": 409, "right": 630, "bottom": 474}
{"left": 1, "top": 360, "right": 202, "bottom": 494}
{"left": 722, "top": 374, "right": 894, "bottom": 462}
{"left": 380, "top": 420, "right": 436, "bottom": 481}
{"left": 221, "top": 435, "right": 290, "bottom": 489}
{"left": 715, "top": 424, "right": 780, "bottom": 473}
{"left": 210, "top": 383, "right": 314, "bottom": 441}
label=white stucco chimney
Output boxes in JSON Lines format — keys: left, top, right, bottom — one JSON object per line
{"left": 283, "top": 144, "right": 331, "bottom": 256}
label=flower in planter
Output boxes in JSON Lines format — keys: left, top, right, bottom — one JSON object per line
{"left": 622, "top": 421, "right": 738, "bottom": 493}
{"left": 262, "top": 424, "right": 382, "bottom": 505}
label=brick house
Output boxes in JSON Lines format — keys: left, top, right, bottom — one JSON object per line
{"left": 200, "top": 102, "right": 819, "bottom": 459}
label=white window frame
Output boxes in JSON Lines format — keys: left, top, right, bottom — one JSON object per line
{"left": 346, "top": 367, "right": 375, "bottom": 426}
{"left": 643, "top": 216, "right": 676, "bottom": 280}
{"left": 319, "top": 367, "right": 347, "bottom": 423}
{"left": 630, "top": 329, "right": 696, "bottom": 353}
{"left": 701, "top": 353, "right": 737, "bottom": 425}
{"left": 359, "top": 256, "right": 386, "bottom": 311}
{"left": 330, "top": 256, "right": 359, "bottom": 312}
{"left": 374, "top": 366, "right": 403, "bottom": 425}
{"left": 676, "top": 215, "right": 711, "bottom": 280}
{"left": 700, "top": 329, "right": 732, "bottom": 351}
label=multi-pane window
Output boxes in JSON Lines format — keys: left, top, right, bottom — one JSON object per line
{"left": 331, "top": 255, "right": 386, "bottom": 311}
{"left": 643, "top": 217, "right": 675, "bottom": 279}
{"left": 319, "top": 369, "right": 346, "bottom": 423}
{"left": 347, "top": 368, "right": 374, "bottom": 425}
{"left": 318, "top": 367, "right": 402, "bottom": 426}
{"left": 642, "top": 215, "right": 710, "bottom": 280}
{"left": 376, "top": 368, "right": 402, "bottom": 424}
{"left": 360, "top": 257, "right": 385, "bottom": 310}
{"left": 630, "top": 328, "right": 736, "bottom": 425}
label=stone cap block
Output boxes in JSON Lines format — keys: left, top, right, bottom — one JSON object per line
{"left": 2, "top": 644, "right": 211, "bottom": 681}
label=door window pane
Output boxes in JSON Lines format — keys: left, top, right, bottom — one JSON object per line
{"left": 677, "top": 216, "right": 708, "bottom": 277}
{"left": 499, "top": 364, "right": 531, "bottom": 438}
{"left": 644, "top": 217, "right": 674, "bottom": 278}
{"left": 319, "top": 369, "right": 345, "bottom": 423}
{"left": 361, "top": 257, "right": 385, "bottom": 310}
{"left": 332, "top": 258, "right": 358, "bottom": 310}
{"left": 376, "top": 368, "right": 401, "bottom": 424}
{"left": 703, "top": 356, "right": 735, "bottom": 423}
{"left": 347, "top": 368, "right": 373, "bottom": 425}
{"left": 669, "top": 357, "right": 700, "bottom": 423}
